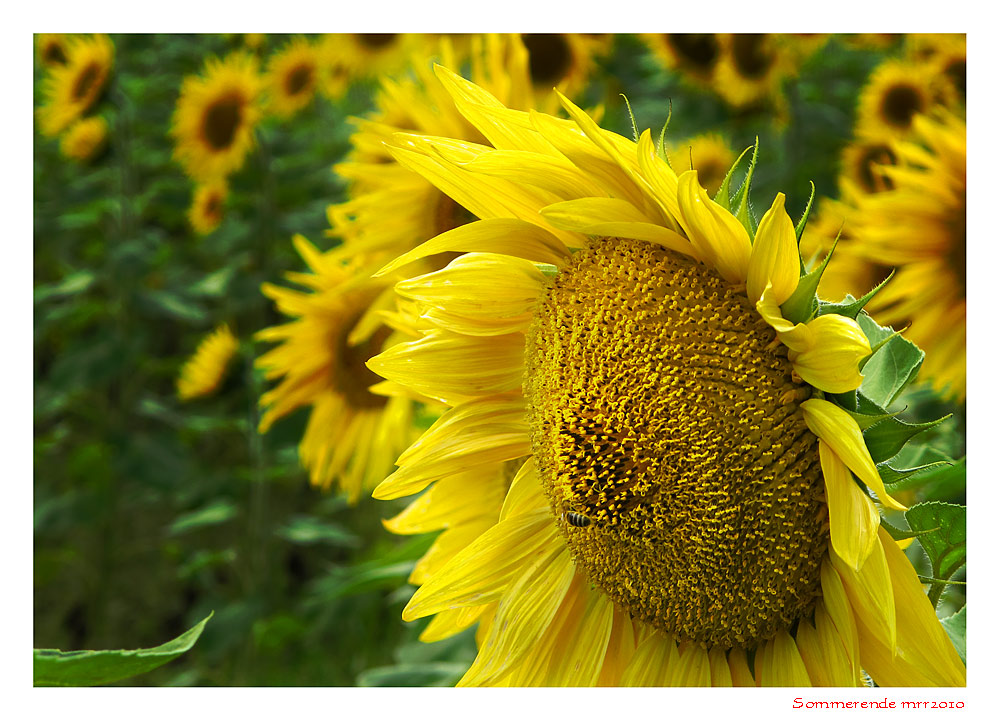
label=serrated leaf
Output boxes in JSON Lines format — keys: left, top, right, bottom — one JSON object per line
{"left": 855, "top": 312, "right": 925, "bottom": 408}
{"left": 734, "top": 138, "right": 759, "bottom": 238}
{"left": 817, "top": 271, "right": 895, "bottom": 320}
{"left": 34, "top": 613, "right": 212, "bottom": 687}
{"left": 904, "top": 502, "right": 966, "bottom": 606}
{"left": 782, "top": 234, "right": 839, "bottom": 324}
{"left": 879, "top": 517, "right": 937, "bottom": 542}
{"left": 713, "top": 144, "right": 753, "bottom": 212}
{"left": 941, "top": 607, "right": 966, "bottom": 664}
{"left": 863, "top": 415, "right": 948, "bottom": 465}
{"left": 794, "top": 181, "right": 816, "bottom": 243}
{"left": 878, "top": 460, "right": 952, "bottom": 488}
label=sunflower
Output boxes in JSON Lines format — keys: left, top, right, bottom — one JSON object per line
{"left": 856, "top": 60, "right": 950, "bottom": 140}
{"left": 640, "top": 33, "right": 721, "bottom": 83}
{"left": 59, "top": 115, "right": 108, "bottom": 162}
{"left": 669, "top": 133, "right": 736, "bottom": 196}
{"left": 177, "top": 324, "right": 239, "bottom": 401}
{"left": 256, "top": 235, "right": 419, "bottom": 502}
{"left": 37, "top": 33, "right": 68, "bottom": 67}
{"left": 517, "top": 34, "right": 611, "bottom": 104}
{"left": 37, "top": 34, "right": 114, "bottom": 138}
{"left": 187, "top": 179, "right": 228, "bottom": 235}
{"left": 319, "top": 33, "right": 421, "bottom": 81}
{"left": 327, "top": 34, "right": 545, "bottom": 264}
{"left": 265, "top": 36, "right": 320, "bottom": 118}
{"left": 820, "top": 112, "right": 966, "bottom": 400}
{"left": 840, "top": 135, "right": 899, "bottom": 195}
{"left": 366, "top": 67, "right": 966, "bottom": 686}
{"left": 711, "top": 33, "right": 795, "bottom": 113}
{"left": 906, "top": 34, "right": 966, "bottom": 103}
{"left": 171, "top": 51, "right": 262, "bottom": 181}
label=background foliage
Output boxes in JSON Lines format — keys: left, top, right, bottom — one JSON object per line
{"left": 33, "top": 33, "right": 965, "bottom": 686}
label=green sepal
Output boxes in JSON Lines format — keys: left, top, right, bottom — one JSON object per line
{"left": 863, "top": 414, "right": 950, "bottom": 465}
{"left": 817, "top": 270, "right": 895, "bottom": 320}
{"left": 34, "top": 612, "right": 213, "bottom": 686}
{"left": 733, "top": 137, "right": 759, "bottom": 238}
{"left": 713, "top": 144, "right": 753, "bottom": 212}
{"left": 904, "top": 501, "right": 966, "bottom": 607}
{"left": 620, "top": 94, "right": 639, "bottom": 143}
{"left": 878, "top": 459, "right": 952, "bottom": 488}
{"left": 656, "top": 100, "right": 673, "bottom": 165}
{"left": 779, "top": 233, "right": 839, "bottom": 324}
{"left": 855, "top": 312, "right": 924, "bottom": 409}
{"left": 794, "top": 180, "right": 816, "bottom": 243}
{"left": 879, "top": 516, "right": 938, "bottom": 542}
{"left": 844, "top": 407, "right": 899, "bottom": 431}
{"left": 941, "top": 607, "right": 966, "bottom": 664}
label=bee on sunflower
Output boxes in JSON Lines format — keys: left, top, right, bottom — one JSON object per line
{"left": 365, "top": 66, "right": 965, "bottom": 687}
{"left": 170, "top": 51, "right": 262, "bottom": 181}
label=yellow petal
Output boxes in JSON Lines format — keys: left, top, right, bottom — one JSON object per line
{"left": 819, "top": 440, "right": 880, "bottom": 571}
{"left": 728, "top": 649, "right": 757, "bottom": 687}
{"left": 819, "top": 559, "right": 861, "bottom": 680}
{"left": 796, "top": 608, "right": 859, "bottom": 686}
{"left": 636, "top": 129, "right": 685, "bottom": 233}
{"left": 375, "top": 218, "right": 570, "bottom": 277}
{"left": 761, "top": 628, "right": 812, "bottom": 686}
{"left": 801, "top": 398, "right": 907, "bottom": 511}
{"left": 464, "top": 150, "right": 608, "bottom": 199}
{"left": 546, "top": 583, "right": 616, "bottom": 686}
{"left": 418, "top": 605, "right": 486, "bottom": 643}
{"left": 668, "top": 642, "right": 711, "bottom": 686}
{"left": 620, "top": 631, "right": 679, "bottom": 686}
{"left": 403, "top": 509, "right": 555, "bottom": 621}
{"left": 756, "top": 284, "right": 813, "bottom": 351}
{"left": 541, "top": 197, "right": 694, "bottom": 256}
{"left": 747, "top": 192, "right": 800, "bottom": 305}
{"left": 832, "top": 533, "right": 897, "bottom": 654}
{"left": 676, "top": 169, "right": 751, "bottom": 284}
{"left": 707, "top": 647, "right": 733, "bottom": 687}
{"left": 500, "top": 458, "right": 547, "bottom": 521}
{"left": 788, "top": 314, "right": 870, "bottom": 393}
{"left": 597, "top": 610, "right": 637, "bottom": 686}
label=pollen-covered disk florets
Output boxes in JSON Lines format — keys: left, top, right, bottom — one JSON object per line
{"left": 367, "top": 65, "right": 965, "bottom": 687}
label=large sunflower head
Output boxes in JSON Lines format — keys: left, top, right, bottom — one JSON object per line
{"left": 856, "top": 60, "right": 951, "bottom": 140}
{"left": 187, "top": 179, "right": 228, "bottom": 235}
{"left": 265, "top": 36, "right": 321, "bottom": 118}
{"left": 170, "top": 51, "right": 262, "bottom": 181}
{"left": 366, "top": 67, "right": 966, "bottom": 686}
{"left": 822, "top": 111, "right": 966, "bottom": 400}
{"left": 59, "top": 115, "right": 108, "bottom": 163}
{"left": 255, "top": 236, "right": 420, "bottom": 502}
{"left": 37, "top": 34, "right": 114, "bottom": 138}
{"left": 177, "top": 324, "right": 239, "bottom": 401}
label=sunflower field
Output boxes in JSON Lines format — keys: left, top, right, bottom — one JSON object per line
{"left": 34, "top": 33, "right": 967, "bottom": 690}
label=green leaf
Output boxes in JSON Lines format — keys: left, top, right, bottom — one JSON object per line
{"left": 941, "top": 606, "right": 966, "bottom": 664}
{"left": 781, "top": 233, "right": 839, "bottom": 324}
{"left": 855, "top": 312, "right": 925, "bottom": 408}
{"left": 34, "top": 271, "right": 96, "bottom": 304}
{"left": 277, "top": 515, "right": 361, "bottom": 547}
{"left": 817, "top": 271, "right": 894, "bottom": 320}
{"left": 794, "top": 181, "right": 816, "bottom": 243}
{"left": 713, "top": 144, "right": 753, "bottom": 212}
{"left": 878, "top": 460, "right": 952, "bottom": 488}
{"left": 169, "top": 501, "right": 237, "bottom": 535}
{"left": 734, "top": 137, "right": 759, "bottom": 238}
{"left": 863, "top": 415, "right": 949, "bottom": 465}
{"left": 356, "top": 662, "right": 469, "bottom": 687}
{"left": 879, "top": 517, "right": 937, "bottom": 542}
{"left": 34, "top": 613, "right": 212, "bottom": 687}
{"left": 904, "top": 502, "right": 966, "bottom": 607}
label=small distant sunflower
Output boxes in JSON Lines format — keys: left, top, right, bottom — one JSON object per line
{"left": 367, "top": 68, "right": 966, "bottom": 687}
{"left": 59, "top": 115, "right": 108, "bottom": 162}
{"left": 188, "top": 179, "right": 228, "bottom": 235}
{"left": 177, "top": 324, "right": 239, "bottom": 401}
{"left": 37, "top": 34, "right": 114, "bottom": 137}
{"left": 37, "top": 33, "right": 68, "bottom": 67}
{"left": 171, "top": 52, "right": 262, "bottom": 181}
{"left": 711, "top": 33, "right": 795, "bottom": 113}
{"left": 856, "top": 60, "right": 949, "bottom": 140}
{"left": 825, "top": 112, "right": 966, "bottom": 400}
{"left": 640, "top": 33, "right": 721, "bottom": 83}
{"left": 320, "top": 33, "right": 420, "bottom": 81}
{"left": 839, "top": 33, "right": 901, "bottom": 50}
{"left": 256, "top": 236, "right": 419, "bottom": 501}
{"left": 840, "top": 136, "right": 898, "bottom": 195}
{"left": 265, "top": 36, "right": 320, "bottom": 118}
{"left": 668, "top": 133, "right": 736, "bottom": 196}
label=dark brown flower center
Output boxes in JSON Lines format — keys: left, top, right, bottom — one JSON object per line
{"left": 731, "top": 34, "right": 775, "bottom": 79}
{"left": 43, "top": 41, "right": 67, "bottom": 65}
{"left": 855, "top": 143, "right": 897, "bottom": 193}
{"left": 526, "top": 238, "right": 827, "bottom": 649}
{"left": 356, "top": 34, "right": 397, "bottom": 50}
{"left": 331, "top": 304, "right": 392, "bottom": 411}
{"left": 666, "top": 34, "right": 720, "bottom": 71}
{"left": 880, "top": 83, "right": 924, "bottom": 129}
{"left": 202, "top": 94, "right": 244, "bottom": 151}
{"left": 285, "top": 63, "right": 314, "bottom": 96}
{"left": 72, "top": 62, "right": 101, "bottom": 101}
{"left": 522, "top": 34, "right": 574, "bottom": 87}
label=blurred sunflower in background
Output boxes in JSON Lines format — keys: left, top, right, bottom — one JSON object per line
{"left": 37, "top": 33, "right": 68, "bottom": 67}
{"left": 641, "top": 33, "right": 721, "bottom": 83}
{"left": 265, "top": 36, "right": 321, "bottom": 118}
{"left": 668, "top": 133, "right": 736, "bottom": 196}
{"left": 517, "top": 33, "right": 611, "bottom": 107}
{"left": 856, "top": 60, "right": 949, "bottom": 140}
{"left": 366, "top": 69, "right": 965, "bottom": 687}
{"left": 171, "top": 51, "right": 262, "bottom": 181}
{"left": 37, "top": 34, "right": 114, "bottom": 137}
{"left": 322, "top": 33, "right": 420, "bottom": 81}
{"left": 59, "top": 115, "right": 108, "bottom": 162}
{"left": 177, "top": 324, "right": 240, "bottom": 401}
{"left": 818, "top": 111, "right": 967, "bottom": 400}
{"left": 711, "top": 33, "right": 796, "bottom": 113}
{"left": 839, "top": 136, "right": 898, "bottom": 195}
{"left": 187, "top": 179, "right": 228, "bottom": 235}
{"left": 256, "top": 236, "right": 418, "bottom": 501}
